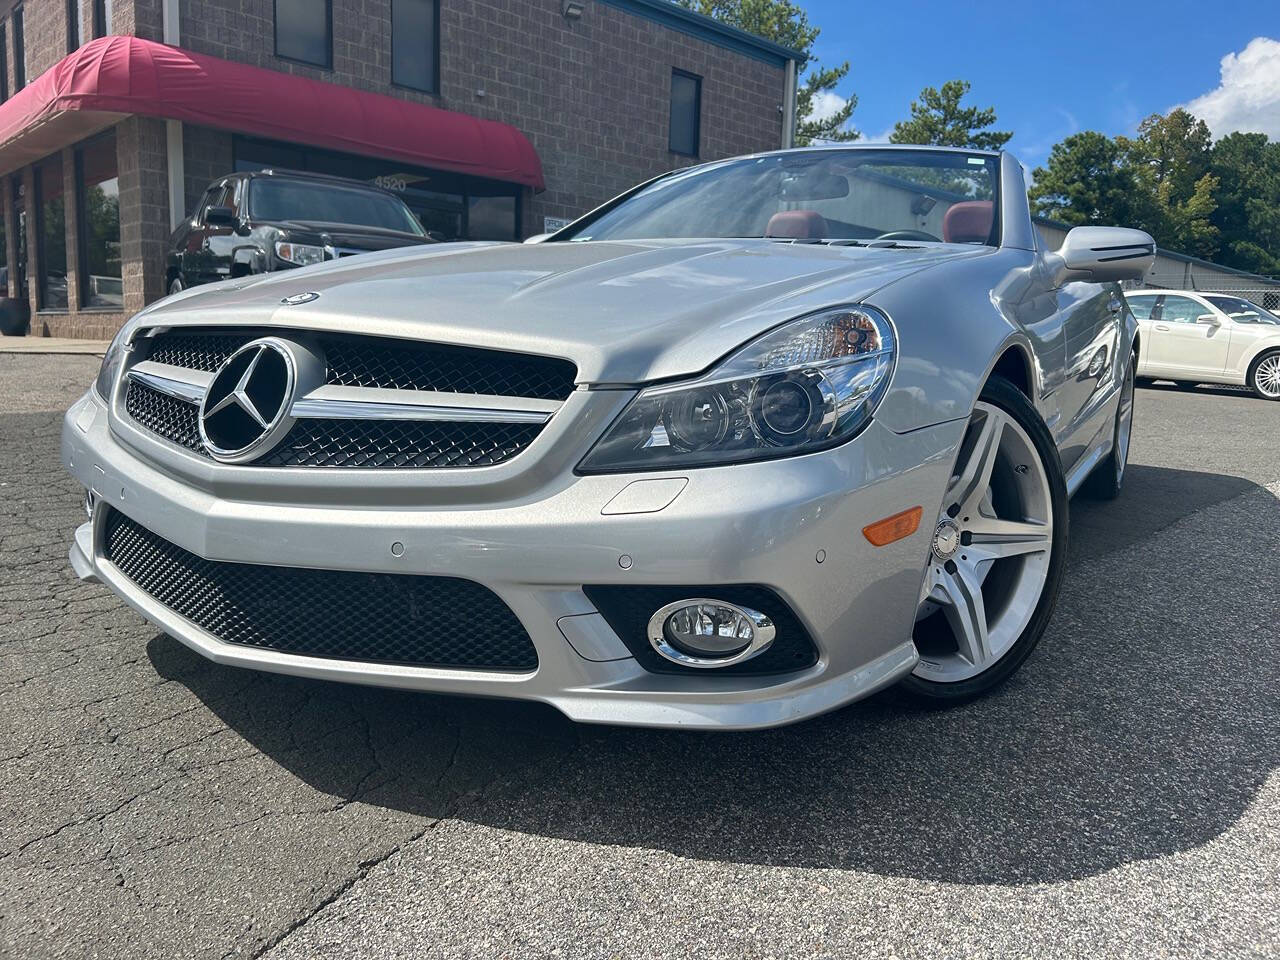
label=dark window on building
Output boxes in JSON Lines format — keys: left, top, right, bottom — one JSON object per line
{"left": 13, "top": 7, "right": 25, "bottom": 91}
{"left": 0, "top": 25, "right": 8, "bottom": 103}
{"left": 67, "top": 0, "right": 82, "bottom": 50}
{"left": 468, "top": 195, "right": 517, "bottom": 242}
{"left": 36, "top": 155, "right": 67, "bottom": 310}
{"left": 391, "top": 0, "right": 438, "bottom": 93}
{"left": 274, "top": 0, "right": 331, "bottom": 68}
{"left": 669, "top": 69, "right": 701, "bottom": 157}
{"left": 11, "top": 177, "right": 26, "bottom": 300}
{"left": 92, "top": 0, "right": 111, "bottom": 37}
{"left": 76, "top": 135, "right": 121, "bottom": 309}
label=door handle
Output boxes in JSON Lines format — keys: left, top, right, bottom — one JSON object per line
{"left": 1154, "top": 324, "right": 1171, "bottom": 331}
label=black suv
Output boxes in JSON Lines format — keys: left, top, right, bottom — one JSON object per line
{"left": 167, "top": 169, "right": 434, "bottom": 294}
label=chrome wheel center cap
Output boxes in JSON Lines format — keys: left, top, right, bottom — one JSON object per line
{"left": 932, "top": 519, "right": 961, "bottom": 562}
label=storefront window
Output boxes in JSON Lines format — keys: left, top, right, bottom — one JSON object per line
{"left": 232, "top": 136, "right": 521, "bottom": 242}
{"left": 36, "top": 155, "right": 67, "bottom": 310}
{"left": 468, "top": 195, "right": 517, "bottom": 241}
{"left": 77, "top": 136, "right": 121, "bottom": 309}
{"left": 275, "top": 0, "right": 331, "bottom": 67}
{"left": 392, "top": 0, "right": 437, "bottom": 93}
{"left": 13, "top": 7, "right": 25, "bottom": 91}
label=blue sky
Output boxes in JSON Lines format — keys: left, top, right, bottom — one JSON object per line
{"left": 799, "top": 0, "right": 1280, "bottom": 171}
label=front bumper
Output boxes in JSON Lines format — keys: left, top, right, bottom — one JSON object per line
{"left": 63, "top": 390, "right": 964, "bottom": 730}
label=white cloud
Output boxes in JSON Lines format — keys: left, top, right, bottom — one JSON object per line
{"left": 809, "top": 89, "right": 851, "bottom": 123}
{"left": 1181, "top": 36, "right": 1280, "bottom": 138}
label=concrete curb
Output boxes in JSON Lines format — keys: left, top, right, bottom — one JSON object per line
{"left": 0, "top": 337, "right": 110, "bottom": 355}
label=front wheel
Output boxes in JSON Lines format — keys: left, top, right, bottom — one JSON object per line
{"left": 897, "top": 376, "right": 1068, "bottom": 705}
{"left": 1248, "top": 351, "right": 1280, "bottom": 400}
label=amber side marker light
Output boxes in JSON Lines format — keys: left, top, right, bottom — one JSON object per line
{"left": 862, "top": 506, "right": 923, "bottom": 547}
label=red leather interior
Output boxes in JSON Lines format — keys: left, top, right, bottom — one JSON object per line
{"left": 942, "top": 201, "right": 994, "bottom": 244}
{"left": 765, "top": 210, "right": 829, "bottom": 240}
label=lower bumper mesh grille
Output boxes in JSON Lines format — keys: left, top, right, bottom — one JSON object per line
{"left": 123, "top": 381, "right": 542, "bottom": 468}
{"left": 103, "top": 509, "right": 539, "bottom": 671}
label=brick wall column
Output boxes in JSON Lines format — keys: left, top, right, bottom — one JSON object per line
{"left": 116, "top": 116, "right": 170, "bottom": 315}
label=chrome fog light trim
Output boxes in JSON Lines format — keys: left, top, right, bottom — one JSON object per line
{"left": 646, "top": 599, "right": 776, "bottom": 669}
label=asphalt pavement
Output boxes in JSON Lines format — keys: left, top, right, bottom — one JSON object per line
{"left": 1, "top": 355, "right": 1277, "bottom": 959}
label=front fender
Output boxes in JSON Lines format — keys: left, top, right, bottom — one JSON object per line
{"left": 864, "top": 248, "right": 1037, "bottom": 433}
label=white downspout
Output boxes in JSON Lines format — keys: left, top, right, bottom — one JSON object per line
{"left": 781, "top": 58, "right": 797, "bottom": 149}
{"left": 163, "top": 0, "right": 185, "bottom": 231}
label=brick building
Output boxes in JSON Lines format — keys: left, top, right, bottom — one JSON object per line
{"left": 0, "top": 0, "right": 800, "bottom": 337}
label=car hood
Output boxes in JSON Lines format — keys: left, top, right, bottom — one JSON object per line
{"left": 140, "top": 239, "right": 988, "bottom": 384}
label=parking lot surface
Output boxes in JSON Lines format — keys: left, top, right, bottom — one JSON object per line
{"left": 2, "top": 354, "right": 1278, "bottom": 959}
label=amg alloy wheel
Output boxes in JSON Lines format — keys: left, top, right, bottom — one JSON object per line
{"left": 1249, "top": 351, "right": 1280, "bottom": 401}
{"left": 899, "top": 376, "right": 1067, "bottom": 703}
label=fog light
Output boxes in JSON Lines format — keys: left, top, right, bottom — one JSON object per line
{"left": 646, "top": 599, "right": 776, "bottom": 669}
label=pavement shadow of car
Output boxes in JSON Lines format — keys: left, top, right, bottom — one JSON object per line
{"left": 147, "top": 463, "right": 1279, "bottom": 886}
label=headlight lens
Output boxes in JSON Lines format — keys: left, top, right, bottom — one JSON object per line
{"left": 578, "top": 305, "right": 895, "bottom": 472}
{"left": 275, "top": 241, "right": 326, "bottom": 266}
{"left": 93, "top": 327, "right": 132, "bottom": 401}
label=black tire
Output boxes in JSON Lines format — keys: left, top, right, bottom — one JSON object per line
{"left": 1247, "top": 349, "right": 1280, "bottom": 401}
{"left": 896, "top": 375, "right": 1069, "bottom": 706}
{"left": 168, "top": 276, "right": 184, "bottom": 296}
{"left": 1081, "top": 348, "right": 1136, "bottom": 501}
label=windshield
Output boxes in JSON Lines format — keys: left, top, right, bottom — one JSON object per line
{"left": 558, "top": 149, "right": 1001, "bottom": 245}
{"left": 1205, "top": 295, "right": 1280, "bottom": 325}
{"left": 248, "top": 179, "right": 426, "bottom": 235}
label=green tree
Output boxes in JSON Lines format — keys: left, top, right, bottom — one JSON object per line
{"left": 1120, "top": 109, "right": 1218, "bottom": 258}
{"left": 889, "top": 80, "right": 1012, "bottom": 150}
{"left": 1029, "top": 131, "right": 1142, "bottom": 226}
{"left": 674, "top": 0, "right": 858, "bottom": 144}
{"left": 1208, "top": 132, "right": 1280, "bottom": 276}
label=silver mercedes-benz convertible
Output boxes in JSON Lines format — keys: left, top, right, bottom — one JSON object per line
{"left": 63, "top": 145, "right": 1154, "bottom": 729}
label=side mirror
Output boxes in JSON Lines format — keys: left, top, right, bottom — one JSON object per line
{"left": 205, "top": 206, "right": 236, "bottom": 227}
{"left": 1196, "top": 314, "right": 1221, "bottom": 326}
{"left": 1051, "top": 226, "right": 1155, "bottom": 283}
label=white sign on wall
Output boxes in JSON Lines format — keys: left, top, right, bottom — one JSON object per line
{"left": 543, "top": 217, "right": 572, "bottom": 234}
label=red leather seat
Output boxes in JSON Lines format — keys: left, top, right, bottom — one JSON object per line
{"left": 765, "top": 210, "right": 829, "bottom": 240}
{"left": 942, "top": 201, "right": 994, "bottom": 244}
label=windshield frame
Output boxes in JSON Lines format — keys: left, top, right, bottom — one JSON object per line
{"left": 246, "top": 177, "right": 427, "bottom": 236}
{"left": 550, "top": 147, "right": 1005, "bottom": 248}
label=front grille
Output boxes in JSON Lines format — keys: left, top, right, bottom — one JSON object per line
{"left": 123, "top": 381, "right": 539, "bottom": 468}
{"left": 125, "top": 381, "right": 204, "bottom": 453}
{"left": 103, "top": 509, "right": 539, "bottom": 671}
{"left": 260, "top": 418, "right": 542, "bottom": 468}
{"left": 141, "top": 329, "right": 577, "bottom": 400}
{"left": 583, "top": 585, "right": 819, "bottom": 676}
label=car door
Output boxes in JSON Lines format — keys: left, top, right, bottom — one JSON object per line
{"left": 1047, "top": 279, "right": 1121, "bottom": 472}
{"left": 1124, "top": 293, "right": 1159, "bottom": 375}
{"left": 1147, "top": 293, "right": 1230, "bottom": 378}
{"left": 198, "top": 180, "right": 241, "bottom": 285}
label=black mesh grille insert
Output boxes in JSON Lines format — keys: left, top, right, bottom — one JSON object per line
{"left": 124, "top": 381, "right": 207, "bottom": 454}
{"left": 104, "top": 509, "right": 539, "bottom": 671}
{"left": 122, "top": 382, "right": 540, "bottom": 467}
{"left": 583, "top": 585, "right": 819, "bottom": 676}
{"left": 141, "top": 328, "right": 577, "bottom": 400}
{"left": 260, "top": 418, "right": 543, "bottom": 468}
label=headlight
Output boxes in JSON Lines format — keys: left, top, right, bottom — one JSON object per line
{"left": 93, "top": 326, "right": 132, "bottom": 401}
{"left": 578, "top": 305, "right": 895, "bottom": 473}
{"left": 275, "top": 241, "right": 326, "bottom": 266}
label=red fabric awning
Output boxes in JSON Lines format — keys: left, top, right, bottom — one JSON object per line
{"left": 0, "top": 36, "right": 545, "bottom": 189}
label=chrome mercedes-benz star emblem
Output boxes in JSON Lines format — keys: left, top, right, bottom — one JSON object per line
{"left": 198, "top": 339, "right": 299, "bottom": 463}
{"left": 281, "top": 292, "right": 319, "bottom": 305}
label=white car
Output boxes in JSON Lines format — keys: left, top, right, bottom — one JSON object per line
{"left": 1126, "top": 289, "right": 1280, "bottom": 399}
